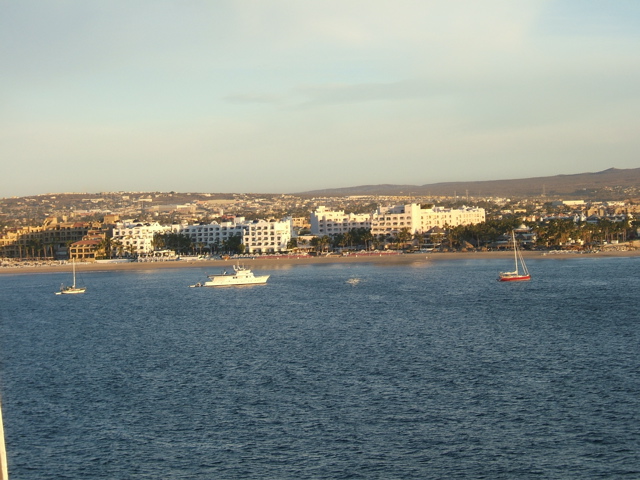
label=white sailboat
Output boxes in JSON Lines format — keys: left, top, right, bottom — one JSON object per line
{"left": 55, "top": 259, "right": 86, "bottom": 295}
{"left": 498, "top": 231, "right": 531, "bottom": 282}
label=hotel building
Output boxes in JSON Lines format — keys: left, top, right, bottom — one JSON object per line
{"left": 111, "top": 222, "right": 172, "bottom": 256}
{"left": 178, "top": 217, "right": 292, "bottom": 254}
{"left": 310, "top": 203, "right": 485, "bottom": 238}
{"left": 371, "top": 204, "right": 486, "bottom": 237}
{"left": 310, "top": 206, "right": 372, "bottom": 236}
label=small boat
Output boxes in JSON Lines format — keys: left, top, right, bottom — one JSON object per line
{"left": 55, "top": 259, "right": 86, "bottom": 294}
{"left": 498, "top": 231, "right": 531, "bottom": 282}
{"left": 346, "top": 278, "right": 361, "bottom": 286}
{"left": 195, "top": 264, "right": 269, "bottom": 287}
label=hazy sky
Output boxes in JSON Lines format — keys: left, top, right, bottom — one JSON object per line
{"left": 2, "top": 1, "right": 639, "bottom": 196}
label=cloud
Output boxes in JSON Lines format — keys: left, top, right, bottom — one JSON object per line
{"left": 223, "top": 93, "right": 284, "bottom": 105}
{"left": 293, "top": 80, "right": 434, "bottom": 107}
{"left": 2, "top": 0, "right": 640, "bottom": 196}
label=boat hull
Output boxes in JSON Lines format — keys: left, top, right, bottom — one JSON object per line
{"left": 192, "top": 264, "right": 270, "bottom": 287}
{"left": 203, "top": 275, "right": 269, "bottom": 287}
{"left": 56, "top": 287, "right": 87, "bottom": 295}
{"left": 498, "top": 275, "right": 531, "bottom": 282}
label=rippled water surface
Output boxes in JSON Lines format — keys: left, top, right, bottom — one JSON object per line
{"left": 1, "top": 257, "right": 639, "bottom": 479}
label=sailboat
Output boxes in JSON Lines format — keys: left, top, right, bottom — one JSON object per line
{"left": 55, "top": 259, "right": 86, "bottom": 295}
{"left": 498, "top": 231, "right": 531, "bottom": 282}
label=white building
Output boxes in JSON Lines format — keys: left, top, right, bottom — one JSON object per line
{"left": 310, "top": 206, "right": 372, "bottom": 236}
{"left": 415, "top": 205, "right": 486, "bottom": 233}
{"left": 242, "top": 219, "right": 292, "bottom": 254}
{"left": 179, "top": 218, "right": 246, "bottom": 251}
{"left": 179, "top": 217, "right": 292, "bottom": 254}
{"left": 551, "top": 200, "right": 586, "bottom": 207}
{"left": 310, "top": 203, "right": 485, "bottom": 238}
{"left": 371, "top": 204, "right": 424, "bottom": 236}
{"left": 111, "top": 222, "right": 172, "bottom": 255}
{"left": 371, "top": 204, "right": 485, "bottom": 237}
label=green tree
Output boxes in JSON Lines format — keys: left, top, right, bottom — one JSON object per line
{"left": 396, "top": 227, "right": 413, "bottom": 250}
{"left": 223, "top": 234, "right": 244, "bottom": 254}
{"left": 152, "top": 233, "right": 165, "bottom": 251}
{"left": 112, "top": 239, "right": 124, "bottom": 258}
{"left": 152, "top": 232, "right": 192, "bottom": 254}
{"left": 361, "top": 230, "right": 373, "bottom": 250}
{"left": 98, "top": 235, "right": 114, "bottom": 259}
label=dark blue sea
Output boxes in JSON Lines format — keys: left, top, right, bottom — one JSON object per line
{"left": 1, "top": 256, "right": 639, "bottom": 479}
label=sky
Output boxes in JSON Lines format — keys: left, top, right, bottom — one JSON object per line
{"left": 2, "top": 0, "right": 640, "bottom": 197}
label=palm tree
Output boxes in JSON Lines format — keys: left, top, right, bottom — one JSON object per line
{"left": 413, "top": 231, "right": 424, "bottom": 249}
{"left": 343, "top": 231, "right": 353, "bottom": 249}
{"left": 319, "top": 235, "right": 331, "bottom": 253}
{"left": 45, "top": 241, "right": 56, "bottom": 259}
{"left": 65, "top": 240, "right": 74, "bottom": 260}
{"left": 26, "top": 239, "right": 38, "bottom": 259}
{"left": 296, "top": 237, "right": 309, "bottom": 252}
{"left": 396, "top": 227, "right": 412, "bottom": 250}
{"left": 112, "top": 239, "right": 124, "bottom": 258}
{"left": 152, "top": 233, "right": 165, "bottom": 251}
{"left": 310, "top": 235, "right": 330, "bottom": 254}
{"left": 361, "top": 230, "right": 373, "bottom": 250}
{"left": 98, "top": 236, "right": 113, "bottom": 259}
{"left": 310, "top": 237, "right": 320, "bottom": 252}
{"left": 34, "top": 239, "right": 44, "bottom": 258}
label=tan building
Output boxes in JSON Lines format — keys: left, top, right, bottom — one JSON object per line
{"left": 69, "top": 238, "right": 103, "bottom": 261}
{"left": 291, "top": 216, "right": 311, "bottom": 230}
{"left": 0, "top": 219, "right": 97, "bottom": 259}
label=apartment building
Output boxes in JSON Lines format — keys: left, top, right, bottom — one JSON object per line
{"left": 178, "top": 218, "right": 247, "bottom": 251}
{"left": 242, "top": 219, "right": 292, "bottom": 254}
{"left": 0, "top": 219, "right": 95, "bottom": 259}
{"left": 371, "top": 204, "right": 485, "bottom": 236}
{"left": 310, "top": 206, "right": 372, "bottom": 236}
{"left": 310, "top": 203, "right": 485, "bottom": 238}
{"left": 179, "top": 217, "right": 292, "bottom": 254}
{"left": 111, "top": 222, "right": 171, "bottom": 255}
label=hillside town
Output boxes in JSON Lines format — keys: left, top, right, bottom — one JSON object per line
{"left": 1, "top": 191, "right": 639, "bottom": 265}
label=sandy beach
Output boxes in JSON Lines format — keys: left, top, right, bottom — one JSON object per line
{"left": 1, "top": 248, "right": 639, "bottom": 276}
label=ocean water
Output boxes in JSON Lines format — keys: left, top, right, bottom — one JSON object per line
{"left": 1, "top": 256, "right": 639, "bottom": 479}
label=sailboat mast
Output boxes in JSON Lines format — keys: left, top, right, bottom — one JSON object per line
{"left": 512, "top": 231, "right": 518, "bottom": 274}
{"left": 72, "top": 259, "right": 76, "bottom": 288}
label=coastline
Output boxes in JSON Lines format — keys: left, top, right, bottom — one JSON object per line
{"left": 1, "top": 248, "right": 639, "bottom": 276}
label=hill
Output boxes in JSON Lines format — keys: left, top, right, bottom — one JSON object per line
{"left": 297, "top": 167, "right": 640, "bottom": 199}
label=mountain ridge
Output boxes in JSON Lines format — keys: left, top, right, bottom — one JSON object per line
{"left": 297, "top": 167, "right": 640, "bottom": 198}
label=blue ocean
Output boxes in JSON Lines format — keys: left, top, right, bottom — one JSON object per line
{"left": 1, "top": 256, "right": 639, "bottom": 479}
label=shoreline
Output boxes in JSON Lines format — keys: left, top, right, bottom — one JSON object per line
{"left": 1, "top": 249, "right": 639, "bottom": 275}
